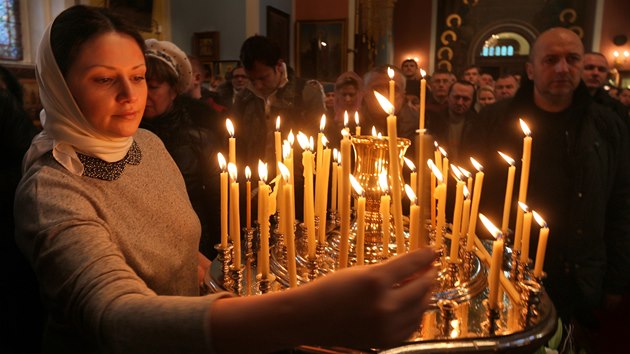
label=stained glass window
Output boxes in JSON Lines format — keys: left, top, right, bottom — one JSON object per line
{"left": 0, "top": 0, "right": 22, "bottom": 60}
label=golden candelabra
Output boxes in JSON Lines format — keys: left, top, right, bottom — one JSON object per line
{"left": 208, "top": 134, "right": 557, "bottom": 353}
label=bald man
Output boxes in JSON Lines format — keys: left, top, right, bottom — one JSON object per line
{"left": 464, "top": 28, "right": 630, "bottom": 343}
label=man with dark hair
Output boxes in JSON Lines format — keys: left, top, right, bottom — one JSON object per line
{"left": 461, "top": 65, "right": 481, "bottom": 87}
{"left": 233, "top": 35, "right": 325, "bottom": 170}
{"left": 426, "top": 80, "right": 476, "bottom": 162}
{"left": 426, "top": 69, "right": 453, "bottom": 115}
{"left": 582, "top": 51, "right": 627, "bottom": 119}
{"left": 464, "top": 28, "right": 630, "bottom": 351}
{"left": 401, "top": 58, "right": 420, "bottom": 81}
{"left": 494, "top": 74, "right": 519, "bottom": 100}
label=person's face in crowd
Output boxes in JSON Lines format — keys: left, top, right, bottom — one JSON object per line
{"left": 325, "top": 91, "right": 335, "bottom": 110}
{"left": 65, "top": 32, "right": 147, "bottom": 138}
{"left": 495, "top": 76, "right": 519, "bottom": 100}
{"left": 477, "top": 89, "right": 496, "bottom": 107}
{"left": 337, "top": 83, "right": 359, "bottom": 111}
{"left": 144, "top": 79, "right": 177, "bottom": 118}
{"left": 619, "top": 89, "right": 630, "bottom": 107}
{"left": 448, "top": 83, "right": 474, "bottom": 115}
{"left": 365, "top": 72, "right": 404, "bottom": 115}
{"left": 463, "top": 68, "right": 480, "bottom": 86}
{"left": 231, "top": 67, "right": 249, "bottom": 92}
{"left": 246, "top": 60, "right": 283, "bottom": 97}
{"left": 480, "top": 73, "right": 494, "bottom": 88}
{"left": 527, "top": 28, "right": 583, "bottom": 107}
{"left": 582, "top": 53, "right": 609, "bottom": 91}
{"left": 430, "top": 73, "right": 451, "bottom": 102}
{"left": 401, "top": 60, "right": 418, "bottom": 78}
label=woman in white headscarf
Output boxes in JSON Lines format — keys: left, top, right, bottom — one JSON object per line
{"left": 15, "top": 5, "right": 436, "bottom": 354}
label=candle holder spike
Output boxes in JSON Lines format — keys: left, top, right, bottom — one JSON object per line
{"left": 256, "top": 273, "right": 276, "bottom": 294}
{"left": 519, "top": 279, "right": 543, "bottom": 328}
{"left": 214, "top": 243, "right": 233, "bottom": 290}
{"left": 228, "top": 265, "right": 244, "bottom": 296}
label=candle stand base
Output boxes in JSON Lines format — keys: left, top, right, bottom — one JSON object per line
{"left": 306, "top": 256, "right": 319, "bottom": 281}
{"left": 214, "top": 243, "right": 233, "bottom": 290}
{"left": 438, "top": 299, "right": 460, "bottom": 338}
{"left": 228, "top": 266, "right": 244, "bottom": 296}
{"left": 256, "top": 273, "right": 276, "bottom": 294}
{"left": 519, "top": 279, "right": 543, "bottom": 328}
{"left": 483, "top": 300, "right": 502, "bottom": 336}
{"left": 509, "top": 249, "right": 520, "bottom": 280}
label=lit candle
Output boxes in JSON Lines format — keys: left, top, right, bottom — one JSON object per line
{"left": 532, "top": 211, "right": 550, "bottom": 278}
{"left": 514, "top": 119, "right": 532, "bottom": 253}
{"left": 439, "top": 146, "right": 449, "bottom": 205}
{"left": 226, "top": 118, "right": 236, "bottom": 165}
{"left": 257, "top": 161, "right": 269, "bottom": 277}
{"left": 419, "top": 69, "right": 427, "bottom": 130}
{"left": 388, "top": 66, "right": 396, "bottom": 106}
{"left": 379, "top": 172, "right": 391, "bottom": 257}
{"left": 479, "top": 213, "right": 504, "bottom": 310}
{"left": 218, "top": 153, "right": 228, "bottom": 248}
{"left": 228, "top": 163, "right": 241, "bottom": 269}
{"left": 343, "top": 111, "right": 350, "bottom": 134}
{"left": 354, "top": 111, "right": 361, "bottom": 136}
{"left": 298, "top": 132, "right": 316, "bottom": 259}
{"left": 460, "top": 167, "right": 473, "bottom": 200}
{"left": 274, "top": 116, "right": 282, "bottom": 176}
{"left": 466, "top": 158, "right": 484, "bottom": 251}
{"left": 460, "top": 187, "right": 471, "bottom": 240}
{"left": 405, "top": 184, "right": 420, "bottom": 251}
{"left": 428, "top": 159, "right": 445, "bottom": 250}
{"left": 287, "top": 131, "right": 295, "bottom": 186}
{"left": 430, "top": 165, "right": 436, "bottom": 228}
{"left": 434, "top": 142, "right": 443, "bottom": 172}
{"left": 375, "top": 90, "right": 405, "bottom": 254}
{"left": 350, "top": 175, "right": 366, "bottom": 265}
{"left": 278, "top": 163, "right": 297, "bottom": 287}
{"left": 519, "top": 202, "right": 532, "bottom": 263}
{"left": 498, "top": 151, "right": 516, "bottom": 235}
{"left": 316, "top": 137, "right": 331, "bottom": 244}
{"left": 404, "top": 157, "right": 417, "bottom": 195}
{"left": 245, "top": 166, "right": 252, "bottom": 229}
{"left": 331, "top": 149, "right": 339, "bottom": 212}
{"left": 316, "top": 115, "right": 325, "bottom": 173}
{"left": 450, "top": 165, "right": 465, "bottom": 260}
{"left": 339, "top": 129, "right": 352, "bottom": 268}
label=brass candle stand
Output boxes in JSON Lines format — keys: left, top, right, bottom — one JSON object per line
{"left": 205, "top": 134, "right": 557, "bottom": 353}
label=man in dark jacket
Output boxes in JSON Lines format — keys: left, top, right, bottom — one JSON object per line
{"left": 464, "top": 28, "right": 630, "bottom": 346}
{"left": 582, "top": 51, "right": 628, "bottom": 119}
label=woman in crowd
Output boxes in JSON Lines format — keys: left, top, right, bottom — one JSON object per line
{"left": 140, "top": 38, "right": 222, "bottom": 259}
{"left": 476, "top": 85, "right": 496, "bottom": 111}
{"left": 15, "top": 5, "right": 436, "bottom": 353}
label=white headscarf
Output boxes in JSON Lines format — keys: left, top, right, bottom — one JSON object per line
{"left": 22, "top": 23, "right": 134, "bottom": 175}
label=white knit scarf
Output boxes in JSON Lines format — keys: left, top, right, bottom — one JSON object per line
{"left": 22, "top": 24, "right": 134, "bottom": 175}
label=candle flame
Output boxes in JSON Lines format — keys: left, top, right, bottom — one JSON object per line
{"left": 498, "top": 151, "right": 515, "bottom": 166}
{"left": 297, "top": 132, "right": 310, "bottom": 150}
{"left": 275, "top": 116, "right": 281, "bottom": 131}
{"left": 404, "top": 157, "right": 416, "bottom": 172}
{"left": 349, "top": 174, "right": 365, "bottom": 196}
{"left": 320, "top": 114, "right": 326, "bottom": 131}
{"left": 341, "top": 129, "right": 350, "bottom": 139}
{"left": 434, "top": 141, "right": 439, "bottom": 149}
{"left": 459, "top": 167, "right": 471, "bottom": 179}
{"left": 354, "top": 111, "right": 360, "bottom": 126}
{"left": 321, "top": 135, "right": 328, "bottom": 147}
{"left": 288, "top": 130, "right": 295, "bottom": 145}
{"left": 245, "top": 165, "right": 252, "bottom": 181}
{"left": 338, "top": 154, "right": 342, "bottom": 165}
{"left": 373, "top": 90, "right": 394, "bottom": 115}
{"left": 404, "top": 184, "right": 417, "bottom": 205}
{"left": 420, "top": 68, "right": 427, "bottom": 78}
{"left": 309, "top": 136, "right": 315, "bottom": 151}
{"left": 387, "top": 66, "right": 394, "bottom": 79}
{"left": 520, "top": 118, "right": 531, "bottom": 137}
{"left": 379, "top": 171, "right": 389, "bottom": 193}
{"left": 282, "top": 140, "right": 290, "bottom": 159}
{"left": 463, "top": 185, "right": 470, "bottom": 198}
{"left": 225, "top": 118, "right": 235, "bottom": 137}
{"left": 451, "top": 164, "right": 463, "bottom": 180}
{"left": 228, "top": 162, "right": 237, "bottom": 181}
{"left": 518, "top": 201, "right": 529, "bottom": 212}
{"left": 217, "top": 152, "right": 226, "bottom": 171}
{"left": 372, "top": 126, "right": 377, "bottom": 137}
{"left": 344, "top": 111, "right": 349, "bottom": 127}
{"left": 333, "top": 148, "right": 339, "bottom": 162}
{"left": 470, "top": 157, "right": 483, "bottom": 172}
{"left": 438, "top": 146, "right": 448, "bottom": 157}
{"left": 278, "top": 162, "right": 290, "bottom": 182}
{"left": 257, "top": 160, "right": 267, "bottom": 183}
{"left": 532, "top": 210, "right": 548, "bottom": 228}
{"left": 377, "top": 132, "right": 382, "bottom": 138}
{"left": 479, "top": 213, "right": 502, "bottom": 239}
{"left": 428, "top": 159, "right": 443, "bottom": 183}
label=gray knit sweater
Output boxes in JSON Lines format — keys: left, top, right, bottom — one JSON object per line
{"left": 15, "top": 129, "right": 224, "bottom": 353}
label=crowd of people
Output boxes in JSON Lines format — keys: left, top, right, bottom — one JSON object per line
{"left": 2, "top": 4, "right": 630, "bottom": 353}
